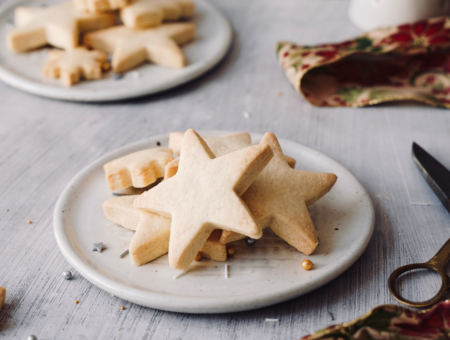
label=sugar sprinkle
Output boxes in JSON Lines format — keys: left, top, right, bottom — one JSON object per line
{"left": 173, "top": 268, "right": 189, "bottom": 279}
{"left": 225, "top": 264, "right": 228, "bottom": 278}
{"left": 266, "top": 318, "right": 279, "bottom": 322}
{"left": 409, "top": 202, "right": 430, "bottom": 206}
{"left": 243, "top": 111, "right": 250, "bottom": 119}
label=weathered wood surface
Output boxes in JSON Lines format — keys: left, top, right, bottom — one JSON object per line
{"left": 1, "top": 0, "right": 450, "bottom": 339}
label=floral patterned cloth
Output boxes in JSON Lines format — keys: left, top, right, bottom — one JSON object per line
{"left": 276, "top": 17, "right": 450, "bottom": 108}
{"left": 302, "top": 301, "right": 450, "bottom": 340}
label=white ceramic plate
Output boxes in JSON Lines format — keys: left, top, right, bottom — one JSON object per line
{"left": 53, "top": 132, "right": 374, "bottom": 314}
{"left": 0, "top": 0, "right": 232, "bottom": 101}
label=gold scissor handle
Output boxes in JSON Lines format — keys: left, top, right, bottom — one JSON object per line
{"left": 388, "top": 237, "right": 450, "bottom": 308}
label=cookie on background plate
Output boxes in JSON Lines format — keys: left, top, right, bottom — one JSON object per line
{"left": 83, "top": 23, "right": 195, "bottom": 73}
{"left": 121, "top": 0, "right": 194, "bottom": 29}
{"left": 43, "top": 47, "right": 108, "bottom": 86}
{"left": 74, "top": 0, "right": 131, "bottom": 13}
{"left": 7, "top": 2, "right": 116, "bottom": 52}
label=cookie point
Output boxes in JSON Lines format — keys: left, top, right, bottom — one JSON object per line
{"left": 249, "top": 229, "right": 263, "bottom": 239}
{"left": 260, "top": 143, "right": 273, "bottom": 154}
{"left": 261, "top": 131, "right": 277, "bottom": 142}
{"left": 168, "top": 254, "right": 184, "bottom": 270}
{"left": 183, "top": 129, "right": 199, "bottom": 142}
{"left": 263, "top": 132, "right": 276, "bottom": 139}
{"left": 324, "top": 173, "right": 338, "bottom": 188}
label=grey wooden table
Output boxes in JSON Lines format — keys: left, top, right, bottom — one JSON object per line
{"left": 1, "top": 0, "right": 450, "bottom": 339}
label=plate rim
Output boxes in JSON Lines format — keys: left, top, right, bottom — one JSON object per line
{"left": 53, "top": 131, "right": 375, "bottom": 314}
{"left": 0, "top": 0, "right": 233, "bottom": 102}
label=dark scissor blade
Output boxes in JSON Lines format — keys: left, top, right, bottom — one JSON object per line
{"left": 412, "top": 142, "right": 450, "bottom": 213}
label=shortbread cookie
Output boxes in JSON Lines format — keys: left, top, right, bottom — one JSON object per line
{"left": 134, "top": 129, "right": 273, "bottom": 270}
{"left": 7, "top": 2, "right": 116, "bottom": 52}
{"left": 130, "top": 209, "right": 171, "bottom": 265}
{"left": 102, "top": 196, "right": 227, "bottom": 265}
{"left": 131, "top": 215, "right": 227, "bottom": 265}
{"left": 220, "top": 133, "right": 337, "bottom": 255}
{"left": 166, "top": 131, "right": 256, "bottom": 179}
{"left": 164, "top": 158, "right": 179, "bottom": 179}
{"left": 169, "top": 132, "right": 252, "bottom": 156}
{"left": 83, "top": 23, "right": 195, "bottom": 73}
{"left": 104, "top": 148, "right": 173, "bottom": 191}
{"left": 285, "top": 155, "right": 296, "bottom": 168}
{"left": 103, "top": 195, "right": 142, "bottom": 230}
{"left": 43, "top": 47, "right": 108, "bottom": 86}
{"left": 0, "top": 286, "right": 5, "bottom": 311}
{"left": 169, "top": 131, "right": 296, "bottom": 168}
{"left": 197, "top": 229, "right": 226, "bottom": 262}
{"left": 74, "top": 0, "right": 130, "bottom": 13}
{"left": 165, "top": 153, "right": 296, "bottom": 180}
{"left": 121, "top": 0, "right": 194, "bottom": 29}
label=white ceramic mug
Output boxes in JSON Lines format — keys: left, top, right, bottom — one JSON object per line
{"left": 349, "top": 0, "right": 450, "bottom": 31}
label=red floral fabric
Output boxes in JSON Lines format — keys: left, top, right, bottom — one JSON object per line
{"left": 302, "top": 301, "right": 450, "bottom": 340}
{"left": 276, "top": 16, "right": 450, "bottom": 108}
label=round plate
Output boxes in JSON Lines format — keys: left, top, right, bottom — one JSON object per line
{"left": 53, "top": 132, "right": 374, "bottom": 314}
{"left": 0, "top": 0, "right": 232, "bottom": 101}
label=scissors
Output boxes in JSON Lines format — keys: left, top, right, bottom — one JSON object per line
{"left": 388, "top": 142, "right": 450, "bottom": 308}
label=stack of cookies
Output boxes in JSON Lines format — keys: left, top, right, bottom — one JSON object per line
{"left": 6, "top": 0, "right": 196, "bottom": 86}
{"left": 102, "top": 130, "right": 337, "bottom": 271}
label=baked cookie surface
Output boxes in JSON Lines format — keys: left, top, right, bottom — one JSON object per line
{"left": 83, "top": 23, "right": 196, "bottom": 72}
{"left": 104, "top": 148, "right": 174, "bottom": 191}
{"left": 102, "top": 195, "right": 226, "bottom": 266}
{"left": 220, "top": 133, "right": 337, "bottom": 255}
{"left": 7, "top": 2, "right": 116, "bottom": 52}
{"left": 169, "top": 131, "right": 296, "bottom": 164}
{"left": 43, "top": 47, "right": 107, "bottom": 86}
{"left": 74, "top": 0, "right": 131, "bottom": 13}
{"left": 134, "top": 129, "right": 273, "bottom": 270}
{"left": 121, "top": 0, "right": 194, "bottom": 29}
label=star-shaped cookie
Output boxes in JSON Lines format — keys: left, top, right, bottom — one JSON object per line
{"left": 220, "top": 133, "right": 337, "bottom": 255}
{"left": 103, "top": 195, "right": 142, "bottom": 231}
{"left": 83, "top": 23, "right": 195, "bottom": 73}
{"left": 74, "top": 0, "right": 130, "bottom": 13}
{"left": 169, "top": 131, "right": 252, "bottom": 156}
{"left": 134, "top": 129, "right": 273, "bottom": 270}
{"left": 43, "top": 47, "right": 108, "bottom": 86}
{"left": 168, "top": 131, "right": 296, "bottom": 167}
{"left": 103, "top": 196, "right": 227, "bottom": 265}
{"left": 121, "top": 0, "right": 195, "bottom": 29}
{"left": 104, "top": 148, "right": 174, "bottom": 191}
{"left": 7, "top": 2, "right": 116, "bottom": 52}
